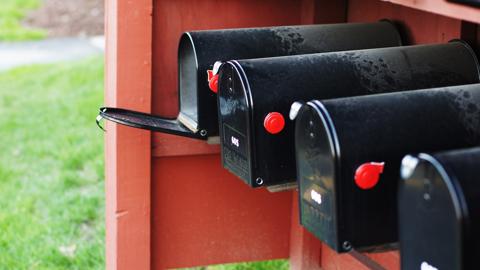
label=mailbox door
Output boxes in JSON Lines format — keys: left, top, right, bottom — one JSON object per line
{"left": 218, "top": 62, "right": 254, "bottom": 185}
{"left": 295, "top": 103, "right": 341, "bottom": 251}
{"left": 399, "top": 155, "right": 463, "bottom": 270}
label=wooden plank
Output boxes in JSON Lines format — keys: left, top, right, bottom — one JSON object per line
{"left": 151, "top": 155, "right": 293, "bottom": 269}
{"left": 321, "top": 246, "right": 378, "bottom": 270}
{"left": 348, "top": 0, "right": 463, "bottom": 45}
{"left": 152, "top": 133, "right": 219, "bottom": 157}
{"left": 313, "top": 0, "right": 348, "bottom": 24}
{"left": 382, "top": 0, "right": 480, "bottom": 25}
{"left": 104, "top": 0, "right": 153, "bottom": 269}
{"left": 366, "top": 251, "right": 401, "bottom": 270}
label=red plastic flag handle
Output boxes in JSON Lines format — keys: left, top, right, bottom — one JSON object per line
{"left": 354, "top": 162, "right": 385, "bottom": 190}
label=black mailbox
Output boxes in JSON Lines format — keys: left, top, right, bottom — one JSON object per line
{"left": 295, "top": 83, "right": 480, "bottom": 253}
{"left": 97, "top": 21, "right": 402, "bottom": 139}
{"left": 399, "top": 147, "right": 480, "bottom": 270}
{"left": 218, "top": 41, "right": 480, "bottom": 190}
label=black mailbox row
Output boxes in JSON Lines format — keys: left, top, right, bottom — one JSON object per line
{"left": 98, "top": 20, "right": 402, "bottom": 139}
{"left": 97, "top": 21, "right": 480, "bottom": 270}
{"left": 295, "top": 84, "right": 480, "bottom": 253}
{"left": 218, "top": 41, "right": 479, "bottom": 188}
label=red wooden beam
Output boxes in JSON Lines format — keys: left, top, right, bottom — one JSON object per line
{"left": 383, "top": 0, "right": 480, "bottom": 24}
{"left": 348, "top": 0, "right": 464, "bottom": 45}
{"left": 104, "top": 0, "right": 153, "bottom": 269}
{"left": 289, "top": 191, "right": 322, "bottom": 270}
{"left": 152, "top": 155, "right": 293, "bottom": 269}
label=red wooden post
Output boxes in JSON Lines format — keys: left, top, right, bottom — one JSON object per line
{"left": 289, "top": 191, "right": 322, "bottom": 270}
{"left": 104, "top": 0, "right": 153, "bottom": 269}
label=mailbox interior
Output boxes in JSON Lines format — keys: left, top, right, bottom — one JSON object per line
{"left": 399, "top": 155, "right": 463, "bottom": 270}
{"left": 178, "top": 33, "right": 199, "bottom": 132}
{"left": 296, "top": 103, "right": 341, "bottom": 251}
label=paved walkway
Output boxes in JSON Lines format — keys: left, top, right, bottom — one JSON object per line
{"left": 0, "top": 36, "right": 105, "bottom": 71}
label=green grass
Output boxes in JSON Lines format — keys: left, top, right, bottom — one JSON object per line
{"left": 186, "top": 260, "right": 289, "bottom": 270}
{"left": 0, "top": 0, "right": 46, "bottom": 41}
{"left": 0, "top": 57, "right": 105, "bottom": 269}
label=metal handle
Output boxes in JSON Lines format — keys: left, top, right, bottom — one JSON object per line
{"left": 96, "top": 107, "right": 202, "bottom": 139}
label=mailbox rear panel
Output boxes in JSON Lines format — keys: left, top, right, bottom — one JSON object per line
{"left": 220, "top": 42, "right": 480, "bottom": 188}
{"left": 399, "top": 147, "right": 480, "bottom": 270}
{"left": 297, "top": 84, "right": 480, "bottom": 252}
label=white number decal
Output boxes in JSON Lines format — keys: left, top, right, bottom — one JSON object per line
{"left": 421, "top": 262, "right": 438, "bottom": 270}
{"left": 310, "top": 190, "right": 322, "bottom": 205}
{"left": 231, "top": 136, "right": 240, "bottom": 148}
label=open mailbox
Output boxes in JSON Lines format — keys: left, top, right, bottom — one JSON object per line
{"left": 218, "top": 41, "right": 480, "bottom": 189}
{"left": 97, "top": 21, "right": 402, "bottom": 139}
{"left": 295, "top": 83, "right": 480, "bottom": 252}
